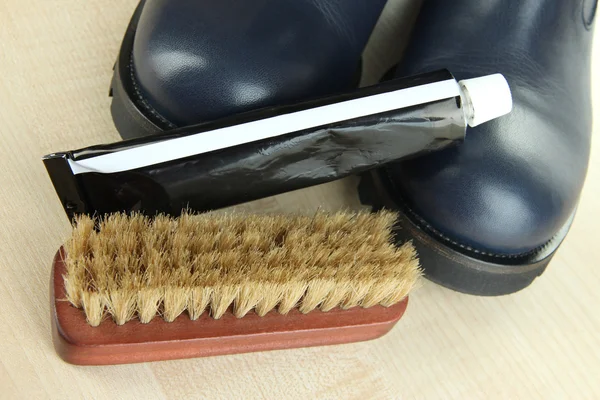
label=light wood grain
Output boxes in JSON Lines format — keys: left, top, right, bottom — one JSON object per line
{"left": 0, "top": 0, "right": 598, "bottom": 398}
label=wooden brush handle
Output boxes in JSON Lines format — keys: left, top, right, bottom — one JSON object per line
{"left": 51, "top": 247, "right": 408, "bottom": 365}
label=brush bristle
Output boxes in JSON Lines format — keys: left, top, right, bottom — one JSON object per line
{"left": 63, "top": 211, "right": 421, "bottom": 326}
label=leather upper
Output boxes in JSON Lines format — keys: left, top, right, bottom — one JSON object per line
{"left": 131, "top": 0, "right": 387, "bottom": 126}
{"left": 383, "top": 0, "right": 596, "bottom": 256}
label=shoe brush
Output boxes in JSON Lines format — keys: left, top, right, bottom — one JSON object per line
{"left": 51, "top": 210, "right": 420, "bottom": 365}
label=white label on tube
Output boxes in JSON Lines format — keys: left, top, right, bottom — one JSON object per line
{"left": 69, "top": 79, "right": 460, "bottom": 175}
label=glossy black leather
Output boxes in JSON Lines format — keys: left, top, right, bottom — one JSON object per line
{"left": 380, "top": 0, "right": 596, "bottom": 256}
{"left": 131, "top": 0, "right": 387, "bottom": 127}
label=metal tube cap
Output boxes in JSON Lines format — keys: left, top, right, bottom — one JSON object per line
{"left": 458, "top": 74, "right": 513, "bottom": 127}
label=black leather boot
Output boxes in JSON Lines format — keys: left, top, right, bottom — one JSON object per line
{"left": 360, "top": 0, "right": 597, "bottom": 295}
{"left": 109, "top": 0, "right": 387, "bottom": 139}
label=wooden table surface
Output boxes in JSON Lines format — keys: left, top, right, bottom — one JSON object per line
{"left": 0, "top": 0, "right": 598, "bottom": 398}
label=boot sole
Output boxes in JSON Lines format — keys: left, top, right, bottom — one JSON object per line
{"left": 109, "top": 0, "right": 168, "bottom": 140}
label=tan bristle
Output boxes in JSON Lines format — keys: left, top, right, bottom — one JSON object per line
{"left": 163, "top": 287, "right": 190, "bottom": 322}
{"left": 188, "top": 287, "right": 212, "bottom": 320}
{"left": 278, "top": 282, "right": 309, "bottom": 315}
{"left": 319, "top": 282, "right": 350, "bottom": 312}
{"left": 299, "top": 279, "right": 336, "bottom": 314}
{"left": 210, "top": 285, "right": 238, "bottom": 319}
{"left": 63, "top": 211, "right": 421, "bottom": 326}
{"left": 104, "top": 289, "right": 136, "bottom": 326}
{"left": 340, "top": 280, "right": 373, "bottom": 310}
{"left": 137, "top": 288, "right": 163, "bottom": 324}
{"left": 254, "top": 282, "right": 283, "bottom": 317}
{"left": 234, "top": 283, "right": 264, "bottom": 318}
{"left": 80, "top": 291, "right": 104, "bottom": 327}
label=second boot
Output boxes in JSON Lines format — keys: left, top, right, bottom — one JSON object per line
{"left": 360, "top": 0, "right": 596, "bottom": 295}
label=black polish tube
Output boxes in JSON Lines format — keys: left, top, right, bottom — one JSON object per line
{"left": 43, "top": 69, "right": 512, "bottom": 220}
